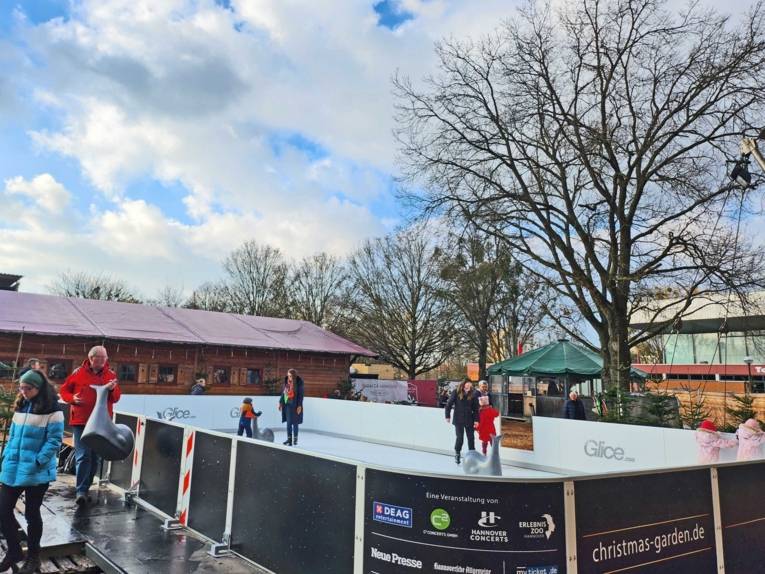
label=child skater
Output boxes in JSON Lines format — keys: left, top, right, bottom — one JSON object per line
{"left": 695, "top": 420, "right": 737, "bottom": 464}
{"left": 474, "top": 395, "right": 500, "bottom": 455}
{"left": 736, "top": 418, "right": 765, "bottom": 461}
{"left": 237, "top": 398, "right": 260, "bottom": 438}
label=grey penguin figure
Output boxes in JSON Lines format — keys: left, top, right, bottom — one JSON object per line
{"left": 462, "top": 435, "right": 502, "bottom": 476}
{"left": 251, "top": 413, "right": 275, "bottom": 443}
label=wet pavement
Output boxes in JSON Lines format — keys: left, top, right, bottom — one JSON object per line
{"left": 44, "top": 475, "right": 268, "bottom": 573}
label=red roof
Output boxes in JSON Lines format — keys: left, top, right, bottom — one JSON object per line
{"left": 634, "top": 363, "right": 765, "bottom": 377}
{"left": 0, "top": 291, "right": 375, "bottom": 356}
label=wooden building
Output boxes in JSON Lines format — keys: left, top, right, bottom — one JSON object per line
{"left": 0, "top": 291, "right": 375, "bottom": 397}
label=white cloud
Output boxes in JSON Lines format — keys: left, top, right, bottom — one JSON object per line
{"left": 6, "top": 0, "right": 754, "bottom": 298}
{"left": 4, "top": 174, "right": 71, "bottom": 213}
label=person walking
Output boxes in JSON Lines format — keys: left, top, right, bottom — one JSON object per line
{"left": 736, "top": 418, "right": 765, "bottom": 461}
{"left": 563, "top": 391, "right": 587, "bottom": 420}
{"left": 445, "top": 379, "right": 479, "bottom": 464}
{"left": 59, "top": 345, "right": 121, "bottom": 505}
{"left": 278, "top": 369, "right": 304, "bottom": 446}
{"left": 696, "top": 420, "right": 737, "bottom": 464}
{"left": 0, "top": 370, "right": 64, "bottom": 574}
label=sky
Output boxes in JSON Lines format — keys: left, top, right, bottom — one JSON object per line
{"left": 0, "top": 0, "right": 529, "bottom": 297}
{"left": 0, "top": 0, "right": 758, "bottom": 299}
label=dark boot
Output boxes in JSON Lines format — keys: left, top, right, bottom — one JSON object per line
{"left": 293, "top": 435, "right": 298, "bottom": 446}
{"left": 283, "top": 435, "right": 292, "bottom": 446}
{"left": 0, "top": 553, "right": 21, "bottom": 573}
{"left": 17, "top": 553, "right": 38, "bottom": 574}
{"left": 455, "top": 452, "right": 461, "bottom": 464}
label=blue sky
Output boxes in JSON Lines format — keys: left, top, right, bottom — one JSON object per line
{"left": 4, "top": 0, "right": 491, "bottom": 296}
{"left": 3, "top": 0, "right": 754, "bottom": 304}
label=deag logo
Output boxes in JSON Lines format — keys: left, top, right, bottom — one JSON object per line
{"left": 156, "top": 407, "right": 195, "bottom": 421}
{"left": 583, "top": 440, "right": 635, "bottom": 462}
{"left": 373, "top": 502, "right": 413, "bottom": 528}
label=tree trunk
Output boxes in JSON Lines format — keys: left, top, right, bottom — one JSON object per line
{"left": 603, "top": 313, "right": 632, "bottom": 392}
{"left": 478, "top": 333, "right": 489, "bottom": 380}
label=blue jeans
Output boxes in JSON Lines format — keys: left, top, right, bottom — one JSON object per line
{"left": 237, "top": 418, "right": 253, "bottom": 437}
{"left": 72, "top": 425, "right": 100, "bottom": 496}
{"left": 285, "top": 408, "right": 299, "bottom": 438}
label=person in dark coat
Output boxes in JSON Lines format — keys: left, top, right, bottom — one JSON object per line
{"left": 279, "top": 369, "right": 304, "bottom": 446}
{"left": 563, "top": 391, "right": 587, "bottom": 420}
{"left": 190, "top": 378, "right": 207, "bottom": 395}
{"left": 445, "top": 379, "right": 480, "bottom": 464}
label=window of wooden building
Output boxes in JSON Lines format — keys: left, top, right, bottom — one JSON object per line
{"left": 117, "top": 363, "right": 138, "bottom": 383}
{"left": 246, "top": 368, "right": 262, "bottom": 385}
{"left": 46, "top": 359, "right": 72, "bottom": 382}
{"left": 213, "top": 366, "right": 230, "bottom": 386}
{"left": 158, "top": 365, "right": 177, "bottom": 385}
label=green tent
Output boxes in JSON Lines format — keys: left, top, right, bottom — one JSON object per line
{"left": 487, "top": 339, "right": 647, "bottom": 379}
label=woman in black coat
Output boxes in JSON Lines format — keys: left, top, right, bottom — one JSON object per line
{"left": 278, "top": 369, "right": 304, "bottom": 446}
{"left": 445, "top": 379, "right": 479, "bottom": 464}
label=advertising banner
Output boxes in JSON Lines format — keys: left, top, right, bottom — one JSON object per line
{"left": 408, "top": 380, "right": 438, "bottom": 406}
{"left": 717, "top": 461, "right": 765, "bottom": 574}
{"left": 364, "top": 468, "right": 566, "bottom": 574}
{"left": 575, "top": 470, "right": 716, "bottom": 573}
{"left": 352, "top": 379, "right": 409, "bottom": 402}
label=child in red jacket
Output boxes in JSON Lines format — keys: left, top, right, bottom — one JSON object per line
{"left": 474, "top": 395, "right": 499, "bottom": 455}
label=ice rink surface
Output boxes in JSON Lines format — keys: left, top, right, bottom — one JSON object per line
{"left": 236, "top": 428, "right": 561, "bottom": 479}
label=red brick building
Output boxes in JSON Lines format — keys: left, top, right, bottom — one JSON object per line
{"left": 0, "top": 291, "right": 374, "bottom": 397}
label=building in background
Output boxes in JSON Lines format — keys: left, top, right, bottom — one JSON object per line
{"left": 0, "top": 273, "right": 21, "bottom": 291}
{"left": 0, "top": 291, "right": 375, "bottom": 397}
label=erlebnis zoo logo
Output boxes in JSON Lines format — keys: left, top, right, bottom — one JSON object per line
{"left": 583, "top": 439, "right": 635, "bottom": 462}
{"left": 518, "top": 514, "right": 556, "bottom": 540}
{"left": 156, "top": 407, "right": 195, "bottom": 421}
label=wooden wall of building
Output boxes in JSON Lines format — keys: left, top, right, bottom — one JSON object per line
{"left": 0, "top": 333, "right": 350, "bottom": 398}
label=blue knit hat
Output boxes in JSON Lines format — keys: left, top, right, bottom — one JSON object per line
{"left": 19, "top": 370, "right": 45, "bottom": 389}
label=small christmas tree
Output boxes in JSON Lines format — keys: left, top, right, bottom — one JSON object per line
{"left": 723, "top": 393, "right": 758, "bottom": 433}
{"left": 679, "top": 384, "right": 712, "bottom": 430}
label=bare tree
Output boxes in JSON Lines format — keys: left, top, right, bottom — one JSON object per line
{"left": 48, "top": 271, "right": 141, "bottom": 303}
{"left": 289, "top": 253, "right": 349, "bottom": 330}
{"left": 395, "top": 0, "right": 765, "bottom": 389}
{"left": 347, "top": 227, "right": 458, "bottom": 379}
{"left": 222, "top": 241, "right": 290, "bottom": 317}
{"left": 489, "top": 264, "right": 558, "bottom": 362}
{"left": 184, "top": 282, "right": 230, "bottom": 312}
{"left": 436, "top": 230, "right": 551, "bottom": 378}
{"left": 148, "top": 285, "right": 186, "bottom": 308}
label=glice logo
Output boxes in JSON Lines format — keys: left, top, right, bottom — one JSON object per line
{"left": 583, "top": 440, "right": 634, "bottom": 461}
{"left": 156, "top": 407, "right": 195, "bottom": 421}
{"left": 478, "top": 511, "right": 501, "bottom": 528}
{"left": 373, "top": 502, "right": 413, "bottom": 528}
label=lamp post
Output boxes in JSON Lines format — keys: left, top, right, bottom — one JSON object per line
{"left": 744, "top": 356, "right": 754, "bottom": 395}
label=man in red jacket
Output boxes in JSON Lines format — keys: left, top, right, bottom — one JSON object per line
{"left": 60, "top": 345, "right": 121, "bottom": 505}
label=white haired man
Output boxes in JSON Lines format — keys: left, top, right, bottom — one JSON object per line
{"left": 60, "top": 346, "right": 121, "bottom": 505}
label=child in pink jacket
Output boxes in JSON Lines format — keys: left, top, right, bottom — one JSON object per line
{"left": 736, "top": 418, "right": 765, "bottom": 461}
{"left": 696, "top": 420, "right": 737, "bottom": 464}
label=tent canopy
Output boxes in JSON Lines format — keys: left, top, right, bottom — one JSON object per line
{"left": 487, "top": 339, "right": 647, "bottom": 379}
